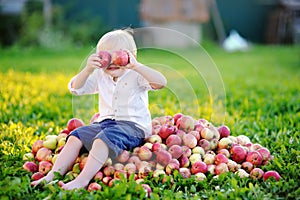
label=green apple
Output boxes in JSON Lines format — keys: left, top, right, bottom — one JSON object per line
{"left": 23, "top": 152, "right": 35, "bottom": 161}
{"left": 52, "top": 154, "right": 58, "bottom": 164}
{"left": 72, "top": 163, "right": 81, "bottom": 174}
{"left": 57, "top": 137, "right": 66, "bottom": 147}
{"left": 43, "top": 138, "right": 57, "bottom": 150}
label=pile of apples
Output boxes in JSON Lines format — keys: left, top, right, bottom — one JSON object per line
{"left": 23, "top": 113, "right": 281, "bottom": 194}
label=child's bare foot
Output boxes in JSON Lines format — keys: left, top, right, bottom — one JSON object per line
{"left": 58, "top": 179, "right": 88, "bottom": 190}
{"left": 31, "top": 172, "right": 54, "bottom": 187}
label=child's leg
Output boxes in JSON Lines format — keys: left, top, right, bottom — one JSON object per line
{"left": 31, "top": 136, "right": 82, "bottom": 186}
{"left": 59, "top": 138, "right": 109, "bottom": 190}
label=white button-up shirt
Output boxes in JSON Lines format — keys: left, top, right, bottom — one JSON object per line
{"left": 68, "top": 69, "right": 153, "bottom": 137}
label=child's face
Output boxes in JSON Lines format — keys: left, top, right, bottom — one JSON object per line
{"left": 103, "top": 63, "right": 127, "bottom": 78}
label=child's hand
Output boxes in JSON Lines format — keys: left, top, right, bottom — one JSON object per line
{"left": 125, "top": 50, "right": 140, "bottom": 69}
{"left": 86, "top": 53, "right": 102, "bottom": 73}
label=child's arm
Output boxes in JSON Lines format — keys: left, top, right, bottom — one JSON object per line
{"left": 126, "top": 51, "right": 167, "bottom": 90}
{"left": 71, "top": 53, "right": 101, "bottom": 89}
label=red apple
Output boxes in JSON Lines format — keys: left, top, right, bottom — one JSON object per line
{"left": 246, "top": 151, "right": 263, "bottom": 167}
{"left": 218, "top": 125, "right": 230, "bottom": 138}
{"left": 227, "top": 160, "right": 239, "bottom": 172}
{"left": 169, "top": 158, "right": 180, "bottom": 166}
{"left": 182, "top": 133, "right": 197, "bottom": 148}
{"left": 230, "top": 145, "right": 247, "bottom": 163}
{"left": 198, "top": 139, "right": 211, "bottom": 151}
{"left": 138, "top": 146, "right": 153, "bottom": 161}
{"left": 189, "top": 130, "right": 200, "bottom": 141}
{"left": 32, "top": 140, "right": 44, "bottom": 154}
{"left": 218, "top": 149, "right": 230, "bottom": 158}
{"left": 168, "top": 144, "right": 183, "bottom": 159}
{"left": 215, "top": 153, "right": 228, "bottom": 165}
{"left": 249, "top": 143, "right": 263, "bottom": 151}
{"left": 191, "top": 161, "right": 208, "bottom": 174}
{"left": 93, "top": 171, "right": 104, "bottom": 181}
{"left": 194, "top": 122, "right": 205, "bottom": 133}
{"left": 176, "top": 115, "right": 195, "bottom": 132}
{"left": 97, "top": 51, "right": 111, "bottom": 68}
{"left": 35, "top": 147, "right": 52, "bottom": 162}
{"left": 79, "top": 156, "right": 88, "bottom": 171}
{"left": 88, "top": 182, "right": 102, "bottom": 192}
{"left": 23, "top": 161, "right": 38, "bottom": 173}
{"left": 166, "top": 134, "right": 182, "bottom": 147}
{"left": 146, "top": 134, "right": 162, "bottom": 144}
{"left": 67, "top": 118, "right": 84, "bottom": 132}
{"left": 241, "top": 161, "right": 254, "bottom": 173}
{"left": 179, "top": 155, "right": 190, "bottom": 168}
{"left": 60, "top": 128, "right": 70, "bottom": 135}
{"left": 102, "top": 176, "right": 112, "bottom": 185}
{"left": 127, "top": 155, "right": 141, "bottom": 166}
{"left": 152, "top": 142, "right": 163, "bottom": 153}
{"left": 215, "top": 163, "right": 229, "bottom": 175}
{"left": 152, "top": 125, "right": 161, "bottom": 135}
{"left": 173, "top": 113, "right": 183, "bottom": 125}
{"left": 31, "top": 171, "right": 44, "bottom": 181}
{"left": 117, "top": 150, "right": 130, "bottom": 163}
{"left": 103, "top": 165, "right": 115, "bottom": 177}
{"left": 112, "top": 50, "right": 129, "bottom": 66}
{"left": 155, "top": 149, "right": 172, "bottom": 166}
{"left": 158, "top": 125, "right": 177, "bottom": 139}
{"left": 263, "top": 170, "right": 281, "bottom": 181}
{"left": 181, "top": 145, "right": 192, "bottom": 157}
{"left": 250, "top": 168, "right": 264, "bottom": 180}
{"left": 38, "top": 161, "right": 53, "bottom": 175}
{"left": 257, "top": 147, "right": 271, "bottom": 162}
{"left": 165, "top": 162, "right": 179, "bottom": 175}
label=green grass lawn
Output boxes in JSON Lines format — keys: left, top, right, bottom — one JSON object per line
{"left": 0, "top": 43, "right": 299, "bottom": 199}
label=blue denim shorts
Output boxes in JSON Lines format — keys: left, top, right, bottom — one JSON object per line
{"left": 68, "top": 119, "right": 145, "bottom": 158}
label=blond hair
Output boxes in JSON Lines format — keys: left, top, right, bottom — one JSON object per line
{"left": 96, "top": 29, "right": 137, "bottom": 56}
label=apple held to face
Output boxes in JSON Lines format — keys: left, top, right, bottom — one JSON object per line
{"left": 112, "top": 50, "right": 129, "bottom": 66}
{"left": 98, "top": 51, "right": 112, "bottom": 68}
{"left": 67, "top": 118, "right": 85, "bottom": 132}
